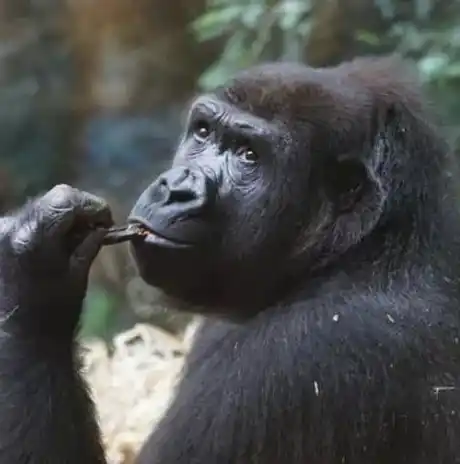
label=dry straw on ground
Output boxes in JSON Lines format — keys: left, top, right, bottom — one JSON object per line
{"left": 83, "top": 321, "right": 198, "bottom": 464}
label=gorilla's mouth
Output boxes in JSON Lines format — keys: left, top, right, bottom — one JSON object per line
{"left": 128, "top": 217, "right": 192, "bottom": 249}
{"left": 127, "top": 166, "right": 217, "bottom": 248}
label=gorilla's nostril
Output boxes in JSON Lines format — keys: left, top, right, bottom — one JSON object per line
{"left": 149, "top": 178, "right": 169, "bottom": 203}
{"left": 148, "top": 174, "right": 198, "bottom": 206}
{"left": 169, "top": 189, "right": 197, "bottom": 203}
{"left": 144, "top": 166, "right": 215, "bottom": 212}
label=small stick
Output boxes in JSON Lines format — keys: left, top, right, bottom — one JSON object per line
{"left": 102, "top": 223, "right": 148, "bottom": 246}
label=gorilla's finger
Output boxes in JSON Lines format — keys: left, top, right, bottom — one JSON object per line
{"left": 74, "top": 190, "right": 113, "bottom": 226}
{"left": 38, "top": 185, "right": 113, "bottom": 237}
{"left": 7, "top": 185, "right": 113, "bottom": 255}
{"left": 70, "top": 228, "right": 107, "bottom": 274}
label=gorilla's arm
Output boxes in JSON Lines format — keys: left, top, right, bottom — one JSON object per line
{"left": 137, "top": 289, "right": 460, "bottom": 464}
{"left": 0, "top": 186, "right": 111, "bottom": 463}
{"left": 0, "top": 329, "right": 105, "bottom": 462}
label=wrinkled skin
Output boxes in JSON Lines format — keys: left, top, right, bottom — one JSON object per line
{"left": 128, "top": 86, "right": 318, "bottom": 315}
{"left": 1, "top": 56, "right": 460, "bottom": 464}
{"left": 0, "top": 186, "right": 113, "bottom": 339}
{"left": 0, "top": 184, "right": 112, "bottom": 462}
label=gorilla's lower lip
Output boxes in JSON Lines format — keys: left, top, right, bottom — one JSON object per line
{"left": 127, "top": 217, "right": 192, "bottom": 249}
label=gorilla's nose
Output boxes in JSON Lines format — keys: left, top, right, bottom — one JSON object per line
{"left": 150, "top": 167, "right": 207, "bottom": 206}
{"left": 128, "top": 166, "right": 217, "bottom": 244}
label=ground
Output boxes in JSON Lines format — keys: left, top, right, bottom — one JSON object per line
{"left": 83, "top": 321, "right": 198, "bottom": 464}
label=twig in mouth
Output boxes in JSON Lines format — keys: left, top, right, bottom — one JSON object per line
{"left": 102, "top": 223, "right": 148, "bottom": 246}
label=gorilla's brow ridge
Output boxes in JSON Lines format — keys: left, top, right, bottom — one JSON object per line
{"left": 190, "top": 94, "right": 281, "bottom": 140}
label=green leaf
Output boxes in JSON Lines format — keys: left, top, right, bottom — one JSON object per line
{"left": 373, "top": 0, "right": 396, "bottom": 19}
{"left": 414, "top": 0, "right": 432, "bottom": 21}
{"left": 418, "top": 53, "right": 450, "bottom": 81}
{"left": 192, "top": 6, "right": 244, "bottom": 41}
{"left": 278, "top": 1, "right": 310, "bottom": 31}
{"left": 297, "top": 18, "right": 312, "bottom": 38}
{"left": 198, "top": 29, "right": 254, "bottom": 90}
{"left": 198, "top": 61, "right": 232, "bottom": 90}
{"left": 240, "top": 4, "right": 265, "bottom": 29}
{"left": 355, "top": 30, "right": 382, "bottom": 46}
{"left": 444, "top": 62, "right": 460, "bottom": 78}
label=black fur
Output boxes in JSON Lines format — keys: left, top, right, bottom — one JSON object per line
{"left": 134, "top": 56, "right": 460, "bottom": 463}
{"left": 0, "top": 184, "right": 111, "bottom": 463}
{"left": 0, "top": 56, "right": 459, "bottom": 464}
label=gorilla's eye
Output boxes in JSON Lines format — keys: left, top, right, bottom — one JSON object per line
{"left": 193, "top": 120, "right": 211, "bottom": 142}
{"left": 237, "top": 146, "right": 259, "bottom": 165}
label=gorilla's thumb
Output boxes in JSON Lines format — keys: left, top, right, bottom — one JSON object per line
{"left": 70, "top": 229, "right": 107, "bottom": 275}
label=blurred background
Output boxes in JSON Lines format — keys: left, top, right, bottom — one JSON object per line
{"left": 1, "top": 0, "right": 459, "bottom": 342}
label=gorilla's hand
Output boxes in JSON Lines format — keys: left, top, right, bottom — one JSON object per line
{"left": 0, "top": 184, "right": 113, "bottom": 337}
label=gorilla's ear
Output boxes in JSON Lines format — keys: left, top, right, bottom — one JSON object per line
{"left": 307, "top": 57, "right": 441, "bottom": 262}
{"left": 326, "top": 57, "right": 413, "bottom": 212}
{"left": 345, "top": 55, "right": 433, "bottom": 172}
{"left": 330, "top": 149, "right": 386, "bottom": 226}
{"left": 330, "top": 104, "right": 394, "bottom": 218}
{"left": 328, "top": 65, "right": 431, "bottom": 249}
{"left": 329, "top": 155, "right": 377, "bottom": 214}
{"left": 326, "top": 103, "right": 399, "bottom": 251}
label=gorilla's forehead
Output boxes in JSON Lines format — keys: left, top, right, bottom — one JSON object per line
{"left": 214, "top": 62, "right": 370, "bottom": 130}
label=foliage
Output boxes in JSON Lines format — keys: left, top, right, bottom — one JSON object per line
{"left": 360, "top": 0, "right": 460, "bottom": 141}
{"left": 192, "top": 0, "right": 311, "bottom": 90}
{"left": 193, "top": 0, "right": 460, "bottom": 146}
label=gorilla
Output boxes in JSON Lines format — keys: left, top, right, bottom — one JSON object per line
{"left": 0, "top": 55, "right": 460, "bottom": 464}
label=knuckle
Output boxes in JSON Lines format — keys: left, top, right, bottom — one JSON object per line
{"left": 51, "top": 184, "right": 74, "bottom": 197}
{"left": 53, "top": 183, "right": 72, "bottom": 191}
{"left": 82, "top": 193, "right": 110, "bottom": 214}
{"left": 10, "top": 218, "right": 39, "bottom": 253}
{"left": 45, "top": 184, "right": 75, "bottom": 205}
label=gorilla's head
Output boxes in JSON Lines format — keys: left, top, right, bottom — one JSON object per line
{"left": 128, "top": 58, "right": 442, "bottom": 318}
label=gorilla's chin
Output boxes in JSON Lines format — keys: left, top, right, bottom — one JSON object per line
{"left": 129, "top": 235, "right": 213, "bottom": 304}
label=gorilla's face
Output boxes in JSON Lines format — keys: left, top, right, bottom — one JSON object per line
{"left": 128, "top": 63, "right": 386, "bottom": 316}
